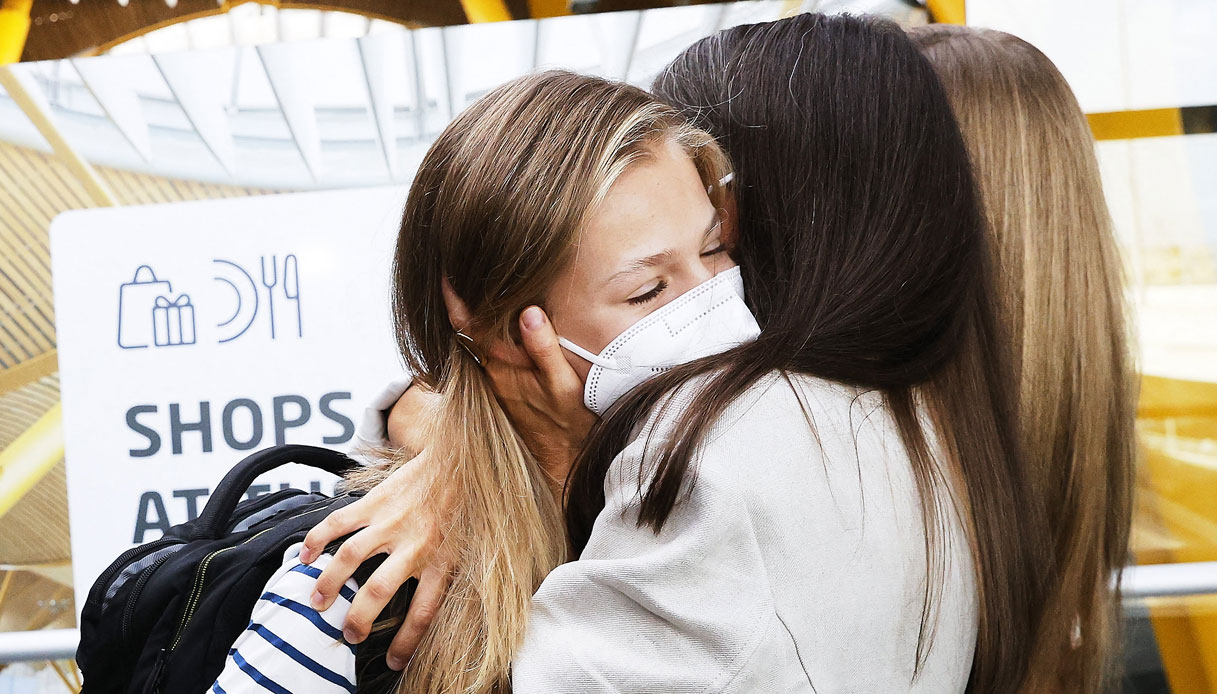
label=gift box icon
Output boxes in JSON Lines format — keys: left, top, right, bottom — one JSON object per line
{"left": 152, "top": 294, "right": 197, "bottom": 347}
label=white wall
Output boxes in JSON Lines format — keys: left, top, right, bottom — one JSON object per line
{"left": 968, "top": 0, "right": 1217, "bottom": 112}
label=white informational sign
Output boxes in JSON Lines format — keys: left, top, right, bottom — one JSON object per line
{"left": 51, "top": 186, "right": 410, "bottom": 614}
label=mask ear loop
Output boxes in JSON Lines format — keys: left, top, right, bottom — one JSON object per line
{"left": 455, "top": 331, "right": 483, "bottom": 366}
{"left": 558, "top": 337, "right": 618, "bottom": 370}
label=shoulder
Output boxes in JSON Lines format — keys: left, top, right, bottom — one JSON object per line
{"left": 210, "top": 543, "right": 360, "bottom": 694}
{"left": 617, "top": 371, "right": 888, "bottom": 494}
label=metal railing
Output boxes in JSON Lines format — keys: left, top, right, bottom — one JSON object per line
{"left": 2, "top": 561, "right": 1217, "bottom": 664}
{"left": 0, "top": 627, "right": 77, "bottom": 663}
{"left": 1121, "top": 561, "right": 1217, "bottom": 599}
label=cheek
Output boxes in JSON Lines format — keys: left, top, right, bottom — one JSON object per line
{"left": 565, "top": 352, "right": 592, "bottom": 382}
{"left": 549, "top": 303, "right": 639, "bottom": 375}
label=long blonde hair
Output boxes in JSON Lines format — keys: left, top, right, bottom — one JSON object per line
{"left": 348, "top": 71, "right": 730, "bottom": 694}
{"left": 911, "top": 25, "right": 1137, "bottom": 692}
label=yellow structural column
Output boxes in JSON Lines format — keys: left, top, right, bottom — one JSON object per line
{"left": 0, "top": 404, "right": 63, "bottom": 519}
{"left": 0, "top": 65, "right": 117, "bottom": 207}
{"left": 0, "top": 0, "right": 31, "bottom": 65}
{"left": 0, "top": 42, "right": 110, "bottom": 525}
{"left": 459, "top": 0, "right": 513, "bottom": 23}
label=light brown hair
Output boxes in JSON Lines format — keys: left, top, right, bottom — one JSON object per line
{"left": 347, "top": 70, "right": 730, "bottom": 694}
{"left": 911, "top": 25, "right": 1137, "bottom": 693}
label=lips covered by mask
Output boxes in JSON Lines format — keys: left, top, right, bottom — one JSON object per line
{"left": 558, "top": 265, "right": 761, "bottom": 415}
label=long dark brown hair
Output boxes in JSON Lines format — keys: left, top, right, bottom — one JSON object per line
{"left": 912, "top": 25, "right": 1136, "bottom": 692}
{"left": 565, "top": 14, "right": 1055, "bottom": 693}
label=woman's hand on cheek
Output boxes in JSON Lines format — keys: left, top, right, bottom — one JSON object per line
{"left": 299, "top": 450, "right": 455, "bottom": 671}
{"left": 484, "top": 306, "right": 596, "bottom": 500}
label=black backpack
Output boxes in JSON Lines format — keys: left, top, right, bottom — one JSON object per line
{"left": 78, "top": 444, "right": 413, "bottom": 694}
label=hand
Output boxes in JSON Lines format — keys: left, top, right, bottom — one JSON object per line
{"left": 441, "top": 276, "right": 594, "bottom": 497}
{"left": 300, "top": 450, "right": 454, "bottom": 671}
{"left": 482, "top": 306, "right": 596, "bottom": 498}
{"left": 301, "top": 290, "right": 594, "bottom": 672}
{"left": 386, "top": 382, "right": 440, "bottom": 453}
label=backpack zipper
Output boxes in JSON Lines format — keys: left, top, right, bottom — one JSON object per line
{"left": 166, "top": 503, "right": 334, "bottom": 652}
{"left": 88, "top": 537, "right": 180, "bottom": 610}
{"left": 121, "top": 551, "right": 177, "bottom": 641}
{"left": 145, "top": 648, "right": 169, "bottom": 694}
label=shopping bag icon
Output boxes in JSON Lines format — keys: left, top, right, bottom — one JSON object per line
{"left": 152, "top": 294, "right": 197, "bottom": 347}
{"left": 117, "top": 265, "right": 172, "bottom": 349}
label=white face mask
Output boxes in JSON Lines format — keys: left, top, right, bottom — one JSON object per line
{"left": 558, "top": 265, "right": 761, "bottom": 415}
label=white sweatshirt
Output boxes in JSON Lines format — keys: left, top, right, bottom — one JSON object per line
{"left": 512, "top": 372, "right": 978, "bottom": 692}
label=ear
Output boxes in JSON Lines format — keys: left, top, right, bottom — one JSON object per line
{"left": 440, "top": 276, "right": 474, "bottom": 332}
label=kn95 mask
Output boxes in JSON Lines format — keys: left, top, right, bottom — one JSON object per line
{"left": 557, "top": 266, "right": 761, "bottom": 415}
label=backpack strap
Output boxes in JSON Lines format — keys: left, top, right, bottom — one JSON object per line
{"left": 195, "top": 444, "right": 360, "bottom": 540}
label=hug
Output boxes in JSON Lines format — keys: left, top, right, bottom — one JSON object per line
{"left": 86, "top": 11, "right": 1133, "bottom": 694}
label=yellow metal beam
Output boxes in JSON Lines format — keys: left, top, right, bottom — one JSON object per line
{"left": 0, "top": 350, "right": 58, "bottom": 396}
{"left": 0, "top": 64, "right": 116, "bottom": 207}
{"left": 926, "top": 0, "right": 965, "bottom": 25}
{"left": 459, "top": 0, "right": 513, "bottom": 23}
{"left": 0, "top": 0, "right": 32, "bottom": 65}
{"left": 0, "top": 403, "right": 63, "bottom": 520}
{"left": 527, "top": 0, "right": 569, "bottom": 19}
{"left": 1089, "top": 107, "right": 1185, "bottom": 141}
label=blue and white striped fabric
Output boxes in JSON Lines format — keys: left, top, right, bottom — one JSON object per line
{"left": 210, "top": 542, "right": 359, "bottom": 694}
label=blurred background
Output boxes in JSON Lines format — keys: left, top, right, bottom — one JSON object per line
{"left": 0, "top": 0, "right": 1214, "bottom": 692}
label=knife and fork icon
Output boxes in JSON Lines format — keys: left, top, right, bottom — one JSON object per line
{"left": 260, "top": 254, "right": 302, "bottom": 339}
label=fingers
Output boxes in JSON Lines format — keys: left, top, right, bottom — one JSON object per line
{"left": 386, "top": 563, "right": 452, "bottom": 670}
{"left": 310, "top": 528, "right": 384, "bottom": 612}
{"left": 301, "top": 504, "right": 367, "bottom": 565}
{"left": 341, "top": 549, "right": 420, "bottom": 645}
{"left": 484, "top": 337, "right": 534, "bottom": 369}
{"left": 519, "top": 306, "right": 581, "bottom": 392}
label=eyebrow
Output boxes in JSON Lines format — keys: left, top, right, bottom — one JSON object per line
{"left": 605, "top": 210, "right": 722, "bottom": 287}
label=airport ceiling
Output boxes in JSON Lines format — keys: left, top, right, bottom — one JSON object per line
{"left": 0, "top": 1, "right": 925, "bottom": 190}
{"left": 18, "top": 0, "right": 778, "bottom": 62}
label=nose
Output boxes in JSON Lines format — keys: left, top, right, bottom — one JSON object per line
{"left": 690, "top": 261, "right": 716, "bottom": 286}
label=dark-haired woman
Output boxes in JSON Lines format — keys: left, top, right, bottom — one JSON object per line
{"left": 305, "top": 13, "right": 1055, "bottom": 692}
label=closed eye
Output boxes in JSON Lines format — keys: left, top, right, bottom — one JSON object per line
{"left": 627, "top": 280, "right": 668, "bottom": 306}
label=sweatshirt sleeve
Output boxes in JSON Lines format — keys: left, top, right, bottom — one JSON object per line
{"left": 348, "top": 375, "right": 413, "bottom": 464}
{"left": 511, "top": 394, "right": 785, "bottom": 693}
{"left": 209, "top": 543, "right": 360, "bottom": 694}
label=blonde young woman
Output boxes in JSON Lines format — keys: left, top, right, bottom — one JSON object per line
{"left": 911, "top": 25, "right": 1137, "bottom": 692}
{"left": 209, "top": 70, "right": 751, "bottom": 693}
